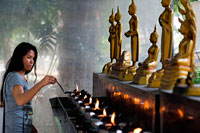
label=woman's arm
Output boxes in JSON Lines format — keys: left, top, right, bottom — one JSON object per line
{"left": 13, "top": 75, "right": 56, "bottom": 106}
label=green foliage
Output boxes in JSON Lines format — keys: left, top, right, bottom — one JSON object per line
{"left": 194, "top": 68, "right": 200, "bottom": 84}
{"left": 39, "top": 31, "right": 58, "bottom": 55}
{"left": 0, "top": 0, "right": 60, "bottom": 57}
{"left": 28, "top": 0, "right": 59, "bottom": 54}
{"left": 173, "top": 0, "right": 198, "bottom": 16}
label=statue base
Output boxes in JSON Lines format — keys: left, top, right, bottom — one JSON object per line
{"left": 148, "top": 69, "right": 164, "bottom": 88}
{"left": 184, "top": 84, "right": 200, "bottom": 96}
{"left": 133, "top": 69, "right": 156, "bottom": 85}
{"left": 160, "top": 65, "right": 191, "bottom": 90}
{"left": 102, "top": 62, "right": 113, "bottom": 74}
{"left": 122, "top": 66, "right": 137, "bottom": 81}
{"left": 173, "top": 83, "right": 200, "bottom": 96}
{"left": 109, "top": 65, "right": 136, "bottom": 81}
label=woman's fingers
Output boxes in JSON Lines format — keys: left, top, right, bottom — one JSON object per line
{"left": 47, "top": 76, "right": 57, "bottom": 84}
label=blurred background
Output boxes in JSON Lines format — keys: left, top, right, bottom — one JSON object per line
{"left": 0, "top": 0, "right": 199, "bottom": 132}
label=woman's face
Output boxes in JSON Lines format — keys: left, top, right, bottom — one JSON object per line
{"left": 22, "top": 50, "right": 35, "bottom": 71}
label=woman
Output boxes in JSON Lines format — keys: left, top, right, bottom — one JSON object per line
{"left": 1, "top": 42, "right": 57, "bottom": 132}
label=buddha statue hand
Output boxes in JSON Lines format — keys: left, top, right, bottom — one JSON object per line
{"left": 124, "top": 32, "right": 130, "bottom": 37}
{"left": 159, "top": 16, "right": 163, "bottom": 26}
{"left": 138, "top": 62, "right": 143, "bottom": 67}
{"left": 164, "top": 58, "right": 172, "bottom": 66}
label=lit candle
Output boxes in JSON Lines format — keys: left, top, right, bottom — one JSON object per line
{"left": 73, "top": 84, "right": 79, "bottom": 94}
{"left": 85, "top": 97, "right": 92, "bottom": 106}
{"left": 93, "top": 99, "right": 100, "bottom": 110}
{"left": 98, "top": 108, "right": 107, "bottom": 118}
{"left": 98, "top": 112, "right": 122, "bottom": 133}
{"left": 128, "top": 127, "right": 142, "bottom": 133}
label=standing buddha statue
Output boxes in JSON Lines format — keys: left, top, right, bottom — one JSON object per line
{"left": 117, "top": 0, "right": 139, "bottom": 81}
{"left": 148, "top": 0, "right": 173, "bottom": 88}
{"left": 124, "top": 0, "right": 139, "bottom": 68}
{"left": 114, "top": 7, "right": 122, "bottom": 62}
{"left": 108, "top": 7, "right": 132, "bottom": 80}
{"left": 102, "top": 9, "right": 116, "bottom": 74}
{"left": 133, "top": 26, "right": 159, "bottom": 84}
{"left": 159, "top": 0, "right": 173, "bottom": 67}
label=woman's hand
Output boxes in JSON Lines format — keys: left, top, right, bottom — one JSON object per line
{"left": 40, "top": 75, "right": 57, "bottom": 87}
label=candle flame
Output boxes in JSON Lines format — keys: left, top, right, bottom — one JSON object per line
{"left": 133, "top": 127, "right": 142, "bottom": 133}
{"left": 114, "top": 92, "right": 121, "bottom": 96}
{"left": 187, "top": 116, "right": 194, "bottom": 119}
{"left": 89, "top": 97, "right": 92, "bottom": 104}
{"left": 84, "top": 97, "right": 92, "bottom": 106}
{"left": 144, "top": 101, "right": 150, "bottom": 110}
{"left": 177, "top": 109, "right": 184, "bottom": 118}
{"left": 134, "top": 98, "right": 140, "bottom": 104}
{"left": 75, "top": 84, "right": 79, "bottom": 92}
{"left": 111, "top": 112, "right": 116, "bottom": 125}
{"left": 103, "top": 108, "right": 107, "bottom": 116}
{"left": 95, "top": 99, "right": 99, "bottom": 109}
{"left": 124, "top": 94, "right": 129, "bottom": 99}
{"left": 160, "top": 106, "right": 166, "bottom": 112}
{"left": 112, "top": 86, "right": 115, "bottom": 91}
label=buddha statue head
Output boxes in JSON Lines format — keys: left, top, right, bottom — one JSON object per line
{"left": 179, "top": 0, "right": 196, "bottom": 41}
{"left": 178, "top": 19, "right": 188, "bottom": 35}
{"left": 150, "top": 25, "right": 159, "bottom": 43}
{"left": 115, "top": 6, "right": 121, "bottom": 22}
{"left": 180, "top": 0, "right": 187, "bottom": 9}
{"left": 109, "top": 9, "right": 115, "bottom": 24}
{"left": 128, "top": 0, "right": 137, "bottom": 15}
{"left": 161, "top": 0, "right": 171, "bottom": 7}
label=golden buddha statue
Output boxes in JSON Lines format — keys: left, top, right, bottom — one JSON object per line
{"left": 114, "top": 51, "right": 131, "bottom": 70}
{"left": 103, "top": 9, "right": 116, "bottom": 74}
{"left": 160, "top": 0, "right": 196, "bottom": 90}
{"left": 108, "top": 50, "right": 131, "bottom": 79}
{"left": 133, "top": 26, "right": 159, "bottom": 84}
{"left": 148, "top": 0, "right": 173, "bottom": 88}
{"left": 159, "top": 0, "right": 173, "bottom": 67}
{"left": 108, "top": 7, "right": 132, "bottom": 80}
{"left": 176, "top": 0, "right": 200, "bottom": 96}
{"left": 112, "top": 0, "right": 138, "bottom": 81}
{"left": 114, "top": 6, "right": 122, "bottom": 62}
{"left": 124, "top": 0, "right": 139, "bottom": 68}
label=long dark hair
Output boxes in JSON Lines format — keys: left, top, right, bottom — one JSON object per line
{"left": 1, "top": 42, "right": 38, "bottom": 102}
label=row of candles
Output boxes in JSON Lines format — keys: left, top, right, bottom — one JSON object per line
{"left": 68, "top": 85, "right": 150, "bottom": 133}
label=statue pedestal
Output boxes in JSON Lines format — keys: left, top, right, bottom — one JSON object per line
{"left": 108, "top": 65, "right": 129, "bottom": 80}
{"left": 133, "top": 68, "right": 156, "bottom": 85}
{"left": 184, "top": 84, "right": 200, "bottom": 96}
{"left": 108, "top": 62, "right": 136, "bottom": 81}
{"left": 133, "top": 74, "right": 152, "bottom": 85}
{"left": 160, "top": 65, "right": 191, "bottom": 90}
{"left": 120, "top": 66, "right": 137, "bottom": 81}
{"left": 148, "top": 69, "right": 164, "bottom": 88}
{"left": 102, "top": 62, "right": 113, "bottom": 74}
